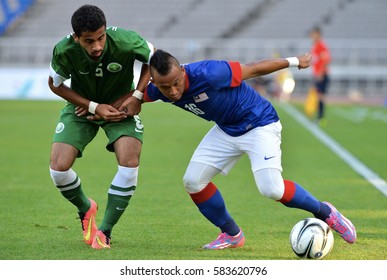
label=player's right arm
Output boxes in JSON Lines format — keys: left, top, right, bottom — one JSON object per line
{"left": 49, "top": 40, "right": 128, "bottom": 122}
{"left": 48, "top": 76, "right": 89, "bottom": 109}
{"left": 48, "top": 76, "right": 126, "bottom": 122}
{"left": 240, "top": 53, "right": 311, "bottom": 81}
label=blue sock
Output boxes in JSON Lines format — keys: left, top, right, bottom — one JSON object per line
{"left": 190, "top": 182, "right": 239, "bottom": 235}
{"left": 279, "top": 180, "right": 323, "bottom": 216}
{"left": 220, "top": 217, "right": 240, "bottom": 236}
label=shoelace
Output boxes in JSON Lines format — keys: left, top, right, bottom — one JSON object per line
{"left": 209, "top": 233, "right": 226, "bottom": 246}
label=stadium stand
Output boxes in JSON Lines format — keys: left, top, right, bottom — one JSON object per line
{"left": 323, "top": 0, "right": 387, "bottom": 39}
{"left": 232, "top": 0, "right": 339, "bottom": 39}
{"left": 0, "top": 0, "right": 386, "bottom": 98}
{"left": 0, "top": 0, "right": 35, "bottom": 35}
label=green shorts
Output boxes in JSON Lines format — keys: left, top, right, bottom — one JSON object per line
{"left": 52, "top": 103, "right": 144, "bottom": 157}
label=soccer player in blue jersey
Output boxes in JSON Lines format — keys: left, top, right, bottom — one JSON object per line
{"left": 121, "top": 49, "right": 357, "bottom": 250}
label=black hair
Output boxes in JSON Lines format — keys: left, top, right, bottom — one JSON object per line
{"left": 310, "top": 25, "right": 322, "bottom": 34}
{"left": 71, "top": 5, "right": 106, "bottom": 37}
{"left": 150, "top": 49, "right": 180, "bottom": 76}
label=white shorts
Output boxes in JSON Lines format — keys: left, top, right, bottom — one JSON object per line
{"left": 189, "top": 121, "right": 283, "bottom": 175}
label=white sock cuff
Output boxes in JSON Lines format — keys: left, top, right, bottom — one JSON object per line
{"left": 111, "top": 165, "right": 139, "bottom": 188}
{"left": 49, "top": 167, "right": 77, "bottom": 186}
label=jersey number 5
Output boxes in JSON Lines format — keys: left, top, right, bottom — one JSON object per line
{"left": 96, "top": 63, "right": 103, "bottom": 77}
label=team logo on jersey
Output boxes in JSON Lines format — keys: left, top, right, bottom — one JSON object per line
{"left": 107, "top": 62, "right": 122, "bottom": 73}
{"left": 193, "top": 92, "right": 209, "bottom": 103}
{"left": 55, "top": 122, "right": 65, "bottom": 133}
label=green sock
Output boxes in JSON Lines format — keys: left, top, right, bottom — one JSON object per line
{"left": 58, "top": 182, "right": 90, "bottom": 213}
{"left": 99, "top": 186, "right": 135, "bottom": 231}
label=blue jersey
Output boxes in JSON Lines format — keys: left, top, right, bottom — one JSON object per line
{"left": 144, "top": 60, "right": 279, "bottom": 136}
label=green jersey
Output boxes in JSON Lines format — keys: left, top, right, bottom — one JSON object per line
{"left": 49, "top": 26, "right": 153, "bottom": 104}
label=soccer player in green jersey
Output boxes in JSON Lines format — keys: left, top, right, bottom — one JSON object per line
{"left": 48, "top": 4, "right": 154, "bottom": 249}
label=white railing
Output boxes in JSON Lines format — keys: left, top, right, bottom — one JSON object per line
{"left": 2, "top": 37, "right": 387, "bottom": 66}
{"left": 1, "top": 37, "right": 387, "bottom": 96}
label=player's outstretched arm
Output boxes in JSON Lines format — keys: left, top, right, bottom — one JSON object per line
{"left": 240, "top": 53, "right": 311, "bottom": 80}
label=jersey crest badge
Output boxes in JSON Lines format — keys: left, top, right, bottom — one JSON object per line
{"left": 193, "top": 92, "right": 209, "bottom": 103}
{"left": 107, "top": 62, "right": 122, "bottom": 73}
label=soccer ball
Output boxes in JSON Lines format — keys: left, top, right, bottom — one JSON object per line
{"left": 289, "top": 218, "right": 334, "bottom": 259}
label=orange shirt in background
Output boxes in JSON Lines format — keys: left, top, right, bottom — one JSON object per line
{"left": 311, "top": 40, "right": 331, "bottom": 77}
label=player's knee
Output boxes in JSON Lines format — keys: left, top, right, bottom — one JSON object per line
{"left": 258, "top": 185, "right": 283, "bottom": 200}
{"left": 118, "top": 158, "right": 140, "bottom": 168}
{"left": 49, "top": 161, "right": 70, "bottom": 172}
{"left": 183, "top": 173, "right": 206, "bottom": 194}
{"left": 50, "top": 143, "right": 77, "bottom": 171}
{"left": 254, "top": 168, "right": 284, "bottom": 200}
{"left": 50, "top": 154, "right": 73, "bottom": 171}
{"left": 183, "top": 162, "right": 219, "bottom": 194}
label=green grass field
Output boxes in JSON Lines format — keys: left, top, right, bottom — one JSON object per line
{"left": 0, "top": 99, "right": 386, "bottom": 260}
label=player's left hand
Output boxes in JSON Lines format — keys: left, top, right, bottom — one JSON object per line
{"left": 119, "top": 96, "right": 142, "bottom": 116}
{"left": 86, "top": 104, "right": 127, "bottom": 122}
{"left": 297, "top": 53, "right": 312, "bottom": 69}
{"left": 75, "top": 106, "right": 88, "bottom": 117}
{"left": 75, "top": 106, "right": 103, "bottom": 120}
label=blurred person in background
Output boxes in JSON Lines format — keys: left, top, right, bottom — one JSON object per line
{"left": 310, "top": 26, "right": 331, "bottom": 125}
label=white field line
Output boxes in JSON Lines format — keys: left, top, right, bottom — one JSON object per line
{"left": 280, "top": 103, "right": 387, "bottom": 197}
{"left": 332, "top": 107, "right": 387, "bottom": 123}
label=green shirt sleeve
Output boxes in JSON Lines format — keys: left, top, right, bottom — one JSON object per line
{"left": 133, "top": 36, "right": 154, "bottom": 64}
{"left": 49, "top": 37, "right": 73, "bottom": 86}
{"left": 122, "top": 29, "right": 154, "bottom": 64}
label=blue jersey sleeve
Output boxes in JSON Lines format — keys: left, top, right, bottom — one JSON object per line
{"left": 205, "top": 60, "right": 242, "bottom": 90}
{"left": 144, "top": 83, "right": 171, "bottom": 102}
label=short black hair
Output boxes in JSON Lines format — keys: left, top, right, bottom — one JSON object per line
{"left": 150, "top": 49, "right": 180, "bottom": 76}
{"left": 71, "top": 5, "right": 106, "bottom": 37}
{"left": 310, "top": 25, "right": 322, "bottom": 34}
